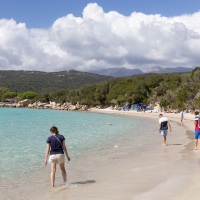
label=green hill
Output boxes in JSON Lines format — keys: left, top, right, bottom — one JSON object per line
{"left": 0, "top": 70, "right": 113, "bottom": 93}
{"left": 0, "top": 68, "right": 199, "bottom": 111}
{"left": 61, "top": 68, "right": 200, "bottom": 110}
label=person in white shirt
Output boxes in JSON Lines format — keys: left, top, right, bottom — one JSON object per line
{"left": 158, "top": 114, "right": 172, "bottom": 146}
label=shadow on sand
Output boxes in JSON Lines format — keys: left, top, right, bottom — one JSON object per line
{"left": 71, "top": 180, "right": 96, "bottom": 185}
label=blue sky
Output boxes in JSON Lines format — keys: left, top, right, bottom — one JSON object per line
{"left": 0, "top": 0, "right": 200, "bottom": 28}
{"left": 0, "top": 1, "right": 200, "bottom": 72}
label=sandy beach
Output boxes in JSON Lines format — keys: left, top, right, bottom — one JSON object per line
{"left": 71, "top": 108, "right": 198, "bottom": 200}
{"left": 1, "top": 108, "right": 200, "bottom": 200}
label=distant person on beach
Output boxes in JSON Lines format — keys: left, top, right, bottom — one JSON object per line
{"left": 44, "top": 126, "right": 71, "bottom": 187}
{"left": 194, "top": 111, "right": 200, "bottom": 150}
{"left": 180, "top": 110, "right": 184, "bottom": 125}
{"left": 143, "top": 105, "right": 146, "bottom": 113}
{"left": 158, "top": 113, "right": 172, "bottom": 145}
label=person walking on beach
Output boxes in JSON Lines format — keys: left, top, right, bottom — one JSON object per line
{"left": 180, "top": 110, "right": 184, "bottom": 125}
{"left": 194, "top": 111, "right": 200, "bottom": 150}
{"left": 158, "top": 113, "right": 172, "bottom": 146}
{"left": 44, "top": 126, "right": 71, "bottom": 187}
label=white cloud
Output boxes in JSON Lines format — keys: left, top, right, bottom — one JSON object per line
{"left": 0, "top": 3, "right": 200, "bottom": 72}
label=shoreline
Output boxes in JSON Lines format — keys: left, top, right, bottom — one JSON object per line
{"left": 1, "top": 107, "right": 199, "bottom": 200}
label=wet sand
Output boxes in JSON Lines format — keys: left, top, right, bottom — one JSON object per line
{"left": 1, "top": 108, "right": 199, "bottom": 200}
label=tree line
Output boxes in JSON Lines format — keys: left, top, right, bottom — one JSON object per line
{"left": 0, "top": 67, "right": 199, "bottom": 111}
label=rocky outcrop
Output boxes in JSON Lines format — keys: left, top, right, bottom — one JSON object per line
{"left": 0, "top": 99, "right": 31, "bottom": 108}
{"left": 0, "top": 100, "right": 90, "bottom": 111}
{"left": 0, "top": 100, "right": 89, "bottom": 111}
{"left": 27, "top": 101, "right": 89, "bottom": 111}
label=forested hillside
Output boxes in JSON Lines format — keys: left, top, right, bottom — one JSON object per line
{"left": 0, "top": 70, "right": 113, "bottom": 93}
{"left": 0, "top": 68, "right": 199, "bottom": 111}
{"left": 48, "top": 67, "right": 199, "bottom": 110}
{"left": 62, "top": 68, "right": 200, "bottom": 110}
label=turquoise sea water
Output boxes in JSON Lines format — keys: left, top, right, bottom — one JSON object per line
{"left": 0, "top": 107, "right": 158, "bottom": 184}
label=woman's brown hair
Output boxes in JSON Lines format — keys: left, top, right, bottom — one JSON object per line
{"left": 50, "top": 126, "right": 59, "bottom": 134}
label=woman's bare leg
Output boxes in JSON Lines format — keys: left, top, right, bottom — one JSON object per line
{"left": 51, "top": 163, "right": 56, "bottom": 187}
{"left": 60, "top": 163, "right": 67, "bottom": 182}
{"left": 163, "top": 136, "right": 167, "bottom": 145}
